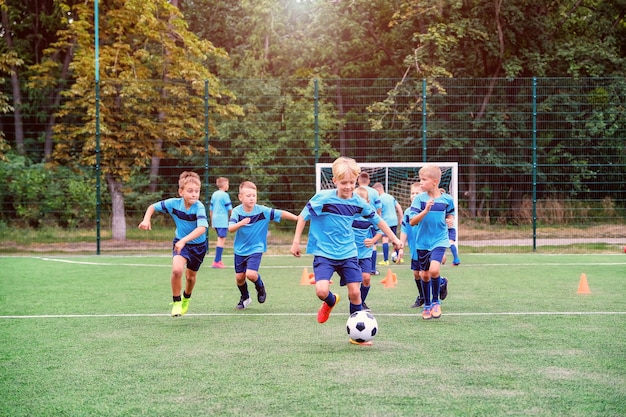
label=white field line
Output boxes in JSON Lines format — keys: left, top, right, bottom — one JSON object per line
{"left": 30, "top": 257, "right": 626, "bottom": 268}
{"left": 1, "top": 311, "right": 625, "bottom": 319}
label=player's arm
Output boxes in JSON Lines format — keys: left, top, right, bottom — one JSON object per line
{"left": 409, "top": 200, "right": 433, "bottom": 226}
{"left": 446, "top": 215, "right": 455, "bottom": 228}
{"left": 375, "top": 218, "right": 403, "bottom": 251}
{"left": 396, "top": 230, "right": 408, "bottom": 263}
{"left": 173, "top": 225, "right": 207, "bottom": 254}
{"left": 228, "top": 217, "right": 250, "bottom": 233}
{"left": 138, "top": 204, "right": 156, "bottom": 230}
{"left": 290, "top": 215, "right": 307, "bottom": 257}
{"left": 280, "top": 210, "right": 299, "bottom": 222}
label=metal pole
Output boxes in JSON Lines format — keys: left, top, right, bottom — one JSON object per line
{"left": 95, "top": 0, "right": 101, "bottom": 255}
{"left": 532, "top": 77, "right": 537, "bottom": 252}
{"left": 314, "top": 79, "right": 319, "bottom": 165}
{"left": 422, "top": 78, "right": 427, "bottom": 162}
{"left": 204, "top": 80, "right": 210, "bottom": 246}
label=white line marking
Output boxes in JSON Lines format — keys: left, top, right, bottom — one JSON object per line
{"left": 1, "top": 311, "right": 625, "bottom": 319}
{"left": 32, "top": 257, "right": 626, "bottom": 268}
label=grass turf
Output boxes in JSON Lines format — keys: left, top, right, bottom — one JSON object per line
{"left": 0, "top": 254, "right": 625, "bottom": 417}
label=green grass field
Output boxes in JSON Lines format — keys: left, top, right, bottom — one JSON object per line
{"left": 1, "top": 253, "right": 625, "bottom": 417}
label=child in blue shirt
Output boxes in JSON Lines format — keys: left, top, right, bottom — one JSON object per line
{"left": 398, "top": 183, "right": 450, "bottom": 309}
{"left": 138, "top": 171, "right": 209, "bottom": 317}
{"left": 229, "top": 181, "right": 298, "bottom": 309}
{"left": 353, "top": 187, "right": 383, "bottom": 312}
{"left": 291, "top": 157, "right": 403, "bottom": 344}
{"left": 209, "top": 177, "right": 232, "bottom": 269}
{"left": 409, "top": 164, "right": 455, "bottom": 320}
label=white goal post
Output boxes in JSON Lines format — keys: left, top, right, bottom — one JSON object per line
{"left": 315, "top": 162, "right": 459, "bottom": 234}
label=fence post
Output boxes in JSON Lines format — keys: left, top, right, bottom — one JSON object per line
{"left": 422, "top": 78, "right": 427, "bottom": 162}
{"left": 532, "top": 77, "right": 537, "bottom": 251}
{"left": 95, "top": 1, "right": 101, "bottom": 255}
{"left": 314, "top": 79, "right": 319, "bottom": 166}
{"left": 204, "top": 79, "right": 210, "bottom": 246}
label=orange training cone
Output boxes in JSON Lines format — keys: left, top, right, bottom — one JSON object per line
{"left": 309, "top": 273, "right": 316, "bottom": 285}
{"left": 382, "top": 269, "right": 396, "bottom": 287}
{"left": 300, "top": 268, "right": 311, "bottom": 285}
{"left": 577, "top": 273, "right": 591, "bottom": 294}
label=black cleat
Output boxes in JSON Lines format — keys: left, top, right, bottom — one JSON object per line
{"left": 440, "top": 277, "right": 448, "bottom": 301}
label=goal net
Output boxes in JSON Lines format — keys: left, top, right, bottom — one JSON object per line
{"left": 316, "top": 162, "right": 459, "bottom": 231}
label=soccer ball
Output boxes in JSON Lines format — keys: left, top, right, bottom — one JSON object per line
{"left": 346, "top": 310, "right": 378, "bottom": 343}
{"left": 391, "top": 251, "right": 398, "bottom": 263}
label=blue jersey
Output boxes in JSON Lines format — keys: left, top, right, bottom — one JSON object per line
{"left": 300, "top": 189, "right": 382, "bottom": 260}
{"left": 210, "top": 190, "right": 232, "bottom": 228}
{"left": 230, "top": 204, "right": 284, "bottom": 256}
{"left": 409, "top": 192, "right": 455, "bottom": 251}
{"left": 379, "top": 192, "right": 399, "bottom": 227}
{"left": 153, "top": 198, "right": 208, "bottom": 244}
{"left": 359, "top": 185, "right": 382, "bottom": 212}
{"left": 401, "top": 207, "right": 418, "bottom": 259}
{"left": 352, "top": 218, "right": 382, "bottom": 260}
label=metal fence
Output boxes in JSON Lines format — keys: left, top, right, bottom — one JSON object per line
{"left": 1, "top": 77, "right": 625, "bottom": 252}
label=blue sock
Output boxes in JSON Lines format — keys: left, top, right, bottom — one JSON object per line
{"left": 323, "top": 292, "right": 336, "bottom": 307}
{"left": 360, "top": 284, "right": 370, "bottom": 303}
{"left": 423, "top": 280, "right": 432, "bottom": 307}
{"left": 215, "top": 246, "right": 223, "bottom": 262}
{"left": 382, "top": 243, "right": 389, "bottom": 261}
{"left": 371, "top": 251, "right": 377, "bottom": 272}
{"left": 350, "top": 303, "right": 362, "bottom": 314}
{"left": 432, "top": 276, "right": 441, "bottom": 303}
{"left": 450, "top": 245, "right": 459, "bottom": 261}
{"left": 255, "top": 274, "right": 264, "bottom": 289}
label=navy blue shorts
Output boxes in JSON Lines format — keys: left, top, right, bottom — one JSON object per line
{"left": 417, "top": 247, "right": 447, "bottom": 272}
{"left": 234, "top": 252, "right": 263, "bottom": 274}
{"left": 172, "top": 239, "right": 207, "bottom": 272}
{"left": 214, "top": 227, "right": 228, "bottom": 238}
{"left": 358, "top": 257, "right": 373, "bottom": 275}
{"left": 448, "top": 228, "right": 457, "bottom": 241}
{"left": 313, "top": 256, "right": 362, "bottom": 286}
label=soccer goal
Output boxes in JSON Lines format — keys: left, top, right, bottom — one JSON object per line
{"left": 316, "top": 162, "right": 459, "bottom": 230}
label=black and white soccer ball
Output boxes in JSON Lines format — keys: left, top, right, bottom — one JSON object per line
{"left": 346, "top": 310, "right": 378, "bottom": 342}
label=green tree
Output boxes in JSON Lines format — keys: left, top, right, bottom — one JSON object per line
{"left": 370, "top": 0, "right": 626, "bottom": 218}
{"left": 47, "top": 0, "right": 240, "bottom": 240}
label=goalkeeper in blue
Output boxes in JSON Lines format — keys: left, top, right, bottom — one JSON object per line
{"left": 290, "top": 157, "right": 403, "bottom": 330}
{"left": 409, "top": 164, "right": 455, "bottom": 320}
{"left": 138, "top": 171, "right": 209, "bottom": 317}
{"left": 229, "top": 181, "right": 298, "bottom": 310}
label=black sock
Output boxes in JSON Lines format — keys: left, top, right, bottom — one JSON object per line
{"left": 255, "top": 275, "right": 264, "bottom": 289}
{"left": 238, "top": 283, "right": 249, "bottom": 299}
{"left": 173, "top": 295, "right": 182, "bottom": 302}
{"left": 183, "top": 292, "right": 191, "bottom": 299}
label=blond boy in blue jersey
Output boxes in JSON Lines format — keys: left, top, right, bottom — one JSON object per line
{"left": 291, "top": 157, "right": 403, "bottom": 345}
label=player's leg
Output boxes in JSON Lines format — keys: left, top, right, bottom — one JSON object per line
{"left": 428, "top": 247, "right": 446, "bottom": 319}
{"left": 379, "top": 236, "right": 390, "bottom": 265}
{"left": 212, "top": 228, "right": 227, "bottom": 268}
{"left": 314, "top": 257, "right": 340, "bottom": 323}
{"left": 359, "top": 257, "right": 372, "bottom": 310}
{"left": 245, "top": 253, "right": 266, "bottom": 304}
{"left": 234, "top": 254, "right": 251, "bottom": 309}
{"left": 170, "top": 254, "right": 187, "bottom": 317}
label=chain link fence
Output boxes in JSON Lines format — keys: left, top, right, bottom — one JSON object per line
{"left": 1, "top": 77, "right": 624, "bottom": 252}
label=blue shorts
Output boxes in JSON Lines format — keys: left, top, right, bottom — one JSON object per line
{"left": 448, "top": 228, "right": 457, "bottom": 241}
{"left": 417, "top": 247, "right": 447, "bottom": 272}
{"left": 358, "top": 258, "right": 372, "bottom": 275}
{"left": 234, "top": 253, "right": 262, "bottom": 273}
{"left": 172, "top": 239, "right": 207, "bottom": 272}
{"left": 313, "top": 256, "right": 362, "bottom": 286}
{"left": 389, "top": 225, "right": 397, "bottom": 236}
{"left": 214, "top": 227, "right": 228, "bottom": 238}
